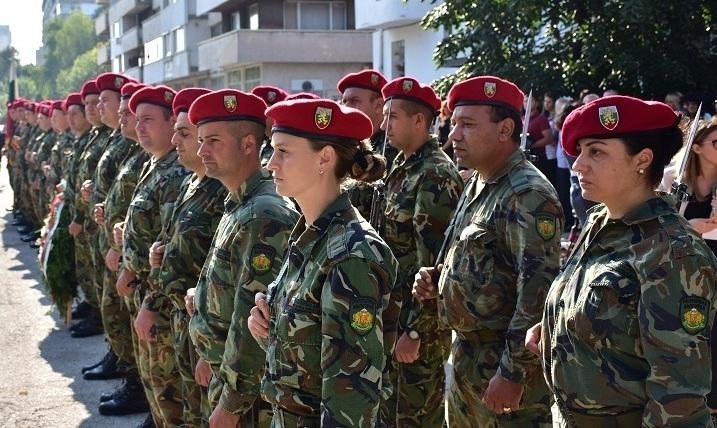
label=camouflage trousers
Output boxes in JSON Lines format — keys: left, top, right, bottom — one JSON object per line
{"left": 74, "top": 231, "right": 99, "bottom": 307}
{"left": 207, "top": 373, "right": 273, "bottom": 428}
{"left": 392, "top": 331, "right": 450, "bottom": 428}
{"left": 170, "top": 308, "right": 204, "bottom": 427}
{"left": 447, "top": 337, "right": 552, "bottom": 428}
{"left": 100, "top": 263, "right": 136, "bottom": 372}
{"left": 130, "top": 286, "right": 185, "bottom": 427}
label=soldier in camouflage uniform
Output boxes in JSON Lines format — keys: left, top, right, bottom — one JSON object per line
{"left": 115, "top": 85, "right": 189, "bottom": 427}
{"left": 96, "top": 82, "right": 152, "bottom": 417}
{"left": 69, "top": 79, "right": 113, "bottom": 338}
{"left": 378, "top": 77, "right": 464, "bottom": 427}
{"left": 17, "top": 103, "right": 41, "bottom": 231}
{"left": 338, "top": 69, "right": 399, "bottom": 219}
{"left": 146, "top": 87, "right": 227, "bottom": 426}
{"left": 27, "top": 103, "right": 55, "bottom": 232}
{"left": 250, "top": 85, "right": 288, "bottom": 166}
{"left": 413, "top": 76, "right": 563, "bottom": 427}
{"left": 185, "top": 89, "right": 298, "bottom": 428}
{"left": 530, "top": 96, "right": 717, "bottom": 427}
{"left": 248, "top": 99, "right": 398, "bottom": 427}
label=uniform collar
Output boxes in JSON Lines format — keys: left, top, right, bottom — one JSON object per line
{"left": 229, "top": 168, "right": 271, "bottom": 206}
{"left": 482, "top": 148, "right": 525, "bottom": 184}
{"left": 393, "top": 136, "right": 439, "bottom": 167}
{"left": 588, "top": 194, "right": 674, "bottom": 227}
{"left": 291, "top": 193, "right": 352, "bottom": 254}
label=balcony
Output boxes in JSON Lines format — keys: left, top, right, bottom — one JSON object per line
{"left": 120, "top": 26, "right": 141, "bottom": 52}
{"left": 141, "top": 0, "right": 187, "bottom": 41}
{"left": 198, "top": 30, "right": 372, "bottom": 71}
{"left": 124, "top": 66, "right": 142, "bottom": 81}
{"left": 355, "top": 0, "right": 436, "bottom": 30}
{"left": 196, "top": 0, "right": 234, "bottom": 16}
{"left": 97, "top": 43, "right": 111, "bottom": 66}
{"left": 108, "top": 0, "right": 151, "bottom": 23}
{"left": 95, "top": 9, "right": 108, "bottom": 38}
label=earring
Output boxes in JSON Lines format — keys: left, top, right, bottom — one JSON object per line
{"left": 638, "top": 168, "right": 645, "bottom": 174}
{"left": 319, "top": 169, "right": 324, "bottom": 175}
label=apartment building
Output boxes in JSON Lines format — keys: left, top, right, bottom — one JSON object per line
{"left": 42, "top": 0, "right": 99, "bottom": 25}
{"left": 355, "top": 0, "right": 454, "bottom": 84}
{"left": 98, "top": 0, "right": 372, "bottom": 98}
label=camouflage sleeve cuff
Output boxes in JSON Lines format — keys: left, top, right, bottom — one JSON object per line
{"left": 141, "top": 290, "right": 163, "bottom": 312}
{"left": 219, "top": 383, "right": 256, "bottom": 415}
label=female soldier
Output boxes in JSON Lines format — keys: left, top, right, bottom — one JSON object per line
{"left": 247, "top": 99, "right": 398, "bottom": 427}
{"left": 526, "top": 96, "right": 717, "bottom": 427}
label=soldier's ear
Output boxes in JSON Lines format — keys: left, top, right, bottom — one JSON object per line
{"left": 634, "top": 148, "right": 653, "bottom": 171}
{"left": 498, "top": 117, "right": 515, "bottom": 142}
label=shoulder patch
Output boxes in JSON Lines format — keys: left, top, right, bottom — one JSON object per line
{"left": 535, "top": 212, "right": 557, "bottom": 241}
{"left": 349, "top": 297, "right": 377, "bottom": 336}
{"left": 250, "top": 243, "right": 276, "bottom": 275}
{"left": 680, "top": 296, "right": 709, "bottom": 334}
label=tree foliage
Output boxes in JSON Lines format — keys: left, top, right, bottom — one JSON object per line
{"left": 420, "top": 0, "right": 717, "bottom": 101}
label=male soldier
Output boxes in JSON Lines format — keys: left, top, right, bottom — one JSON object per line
{"left": 24, "top": 102, "right": 55, "bottom": 242}
{"left": 379, "top": 77, "right": 464, "bottom": 427}
{"left": 146, "top": 87, "right": 227, "bottom": 426}
{"left": 115, "top": 85, "right": 189, "bottom": 427}
{"left": 413, "top": 76, "right": 563, "bottom": 427}
{"left": 69, "top": 78, "right": 113, "bottom": 339}
{"left": 96, "top": 82, "right": 152, "bottom": 417}
{"left": 186, "top": 89, "right": 299, "bottom": 427}
{"left": 250, "top": 85, "right": 288, "bottom": 165}
{"left": 16, "top": 102, "right": 41, "bottom": 235}
{"left": 338, "top": 69, "right": 398, "bottom": 219}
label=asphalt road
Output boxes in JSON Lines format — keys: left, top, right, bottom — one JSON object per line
{"left": 0, "top": 167, "right": 145, "bottom": 428}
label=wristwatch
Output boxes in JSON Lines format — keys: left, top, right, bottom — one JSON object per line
{"left": 407, "top": 329, "right": 420, "bottom": 340}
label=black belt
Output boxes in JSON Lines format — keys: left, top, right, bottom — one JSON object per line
{"left": 567, "top": 408, "right": 642, "bottom": 428}
{"left": 455, "top": 329, "right": 503, "bottom": 344}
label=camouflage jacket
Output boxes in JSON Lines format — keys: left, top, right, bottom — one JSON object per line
{"left": 260, "top": 193, "right": 398, "bottom": 427}
{"left": 437, "top": 149, "right": 563, "bottom": 383}
{"left": 103, "top": 144, "right": 149, "bottom": 252}
{"left": 91, "top": 132, "right": 134, "bottom": 208}
{"left": 49, "top": 131, "right": 74, "bottom": 188}
{"left": 149, "top": 173, "right": 227, "bottom": 311}
{"left": 28, "top": 129, "right": 55, "bottom": 184}
{"left": 63, "top": 128, "right": 93, "bottom": 208}
{"left": 189, "top": 168, "right": 299, "bottom": 415}
{"left": 72, "top": 125, "right": 112, "bottom": 226}
{"left": 384, "top": 137, "right": 463, "bottom": 332}
{"left": 541, "top": 196, "right": 717, "bottom": 427}
{"left": 122, "top": 149, "right": 188, "bottom": 286}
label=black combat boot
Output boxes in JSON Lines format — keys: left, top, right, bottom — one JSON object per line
{"left": 71, "top": 310, "right": 104, "bottom": 338}
{"left": 71, "top": 301, "right": 92, "bottom": 320}
{"left": 83, "top": 348, "right": 122, "bottom": 380}
{"left": 82, "top": 348, "right": 114, "bottom": 374}
{"left": 136, "top": 414, "right": 155, "bottom": 428}
{"left": 98, "top": 374, "right": 150, "bottom": 415}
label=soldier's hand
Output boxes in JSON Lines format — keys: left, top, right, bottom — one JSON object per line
{"left": 93, "top": 203, "right": 105, "bottom": 225}
{"left": 115, "top": 268, "right": 136, "bottom": 297}
{"left": 68, "top": 221, "right": 83, "bottom": 237}
{"left": 105, "top": 248, "right": 121, "bottom": 272}
{"left": 134, "top": 307, "right": 158, "bottom": 342}
{"left": 209, "top": 404, "right": 240, "bottom": 428}
{"left": 185, "top": 288, "right": 196, "bottom": 316}
{"left": 413, "top": 265, "right": 441, "bottom": 301}
{"left": 482, "top": 374, "right": 524, "bottom": 416}
{"left": 248, "top": 292, "right": 270, "bottom": 341}
{"left": 395, "top": 332, "right": 420, "bottom": 363}
{"left": 113, "top": 222, "right": 125, "bottom": 246}
{"left": 80, "top": 180, "right": 93, "bottom": 202}
{"left": 149, "top": 241, "right": 165, "bottom": 268}
{"left": 194, "top": 357, "right": 212, "bottom": 387}
{"left": 525, "top": 323, "right": 542, "bottom": 356}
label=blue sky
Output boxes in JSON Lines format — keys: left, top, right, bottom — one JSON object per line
{"left": 0, "top": 1, "right": 44, "bottom": 65}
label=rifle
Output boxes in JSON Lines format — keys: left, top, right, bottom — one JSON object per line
{"left": 671, "top": 103, "right": 702, "bottom": 215}
{"left": 369, "top": 99, "right": 392, "bottom": 234}
{"left": 521, "top": 89, "right": 538, "bottom": 163}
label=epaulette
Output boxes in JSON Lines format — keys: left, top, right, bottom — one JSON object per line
{"left": 327, "top": 220, "right": 349, "bottom": 260}
{"left": 507, "top": 163, "right": 536, "bottom": 195}
{"left": 659, "top": 214, "right": 696, "bottom": 260}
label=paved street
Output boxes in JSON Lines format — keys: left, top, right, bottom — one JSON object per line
{"left": 0, "top": 166, "right": 145, "bottom": 428}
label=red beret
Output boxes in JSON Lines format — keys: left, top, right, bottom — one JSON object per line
{"left": 447, "top": 75, "right": 525, "bottom": 114}
{"left": 173, "top": 88, "right": 211, "bottom": 116}
{"left": 561, "top": 95, "right": 679, "bottom": 157}
{"left": 96, "top": 72, "right": 133, "bottom": 93}
{"left": 251, "top": 85, "right": 288, "bottom": 106}
{"left": 188, "top": 89, "right": 267, "bottom": 126}
{"left": 337, "top": 69, "right": 387, "bottom": 94}
{"left": 51, "top": 100, "right": 64, "bottom": 112}
{"left": 382, "top": 77, "right": 441, "bottom": 114}
{"left": 38, "top": 103, "right": 51, "bottom": 117}
{"left": 266, "top": 99, "right": 373, "bottom": 143}
{"left": 286, "top": 92, "right": 321, "bottom": 101}
{"left": 24, "top": 101, "right": 37, "bottom": 112}
{"left": 63, "top": 93, "right": 84, "bottom": 112}
{"left": 128, "top": 85, "right": 176, "bottom": 114}
{"left": 80, "top": 79, "right": 99, "bottom": 99}
{"left": 121, "top": 82, "right": 146, "bottom": 100}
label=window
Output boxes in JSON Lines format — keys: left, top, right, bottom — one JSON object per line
{"left": 284, "top": 1, "right": 346, "bottom": 30}
{"left": 144, "top": 37, "right": 164, "bottom": 65}
{"left": 164, "top": 32, "right": 174, "bottom": 57}
{"left": 243, "top": 66, "right": 261, "bottom": 91}
{"left": 227, "top": 70, "right": 242, "bottom": 89}
{"left": 112, "top": 21, "right": 121, "bottom": 40}
{"left": 230, "top": 11, "right": 241, "bottom": 30}
{"left": 175, "top": 28, "right": 185, "bottom": 52}
{"left": 249, "top": 3, "right": 259, "bottom": 30}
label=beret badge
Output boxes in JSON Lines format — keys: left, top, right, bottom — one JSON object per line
{"left": 164, "top": 91, "right": 174, "bottom": 104}
{"left": 224, "top": 95, "right": 238, "bottom": 112}
{"left": 402, "top": 79, "right": 413, "bottom": 93}
{"left": 114, "top": 76, "right": 125, "bottom": 89}
{"left": 371, "top": 73, "right": 379, "bottom": 86}
{"left": 267, "top": 91, "right": 276, "bottom": 103}
{"left": 315, "top": 107, "right": 332, "bottom": 130}
{"left": 598, "top": 106, "right": 619, "bottom": 130}
{"left": 484, "top": 82, "right": 496, "bottom": 98}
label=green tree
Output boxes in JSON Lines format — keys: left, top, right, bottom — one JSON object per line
{"left": 420, "top": 0, "right": 717, "bottom": 100}
{"left": 56, "top": 45, "right": 108, "bottom": 97}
